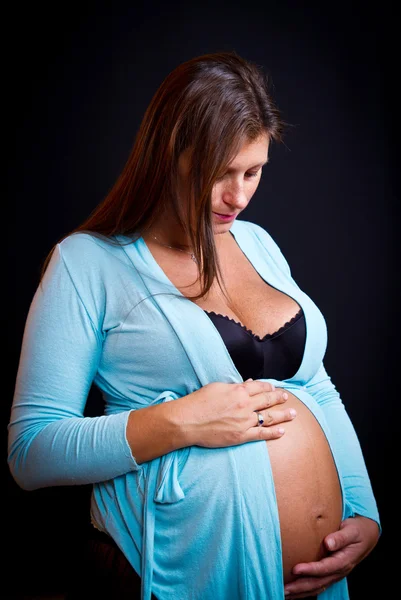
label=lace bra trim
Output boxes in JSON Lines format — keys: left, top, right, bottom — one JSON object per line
{"left": 204, "top": 307, "right": 304, "bottom": 342}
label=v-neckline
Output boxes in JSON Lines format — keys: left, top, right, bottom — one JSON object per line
{"left": 138, "top": 220, "right": 301, "bottom": 321}
{"left": 136, "top": 219, "right": 309, "bottom": 383}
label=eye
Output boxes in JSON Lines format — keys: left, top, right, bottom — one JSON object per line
{"left": 215, "top": 169, "right": 261, "bottom": 181}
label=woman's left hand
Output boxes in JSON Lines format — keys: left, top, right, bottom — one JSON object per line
{"left": 283, "top": 515, "right": 380, "bottom": 598}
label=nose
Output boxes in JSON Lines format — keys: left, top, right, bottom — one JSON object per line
{"left": 221, "top": 180, "right": 249, "bottom": 211}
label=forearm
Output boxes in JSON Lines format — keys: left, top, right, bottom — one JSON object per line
{"left": 126, "top": 398, "right": 191, "bottom": 464}
{"left": 9, "top": 392, "right": 194, "bottom": 490}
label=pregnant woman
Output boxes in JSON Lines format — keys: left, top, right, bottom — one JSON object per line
{"left": 8, "top": 51, "right": 380, "bottom": 600}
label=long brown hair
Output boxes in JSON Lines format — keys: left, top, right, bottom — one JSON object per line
{"left": 40, "top": 50, "right": 285, "bottom": 302}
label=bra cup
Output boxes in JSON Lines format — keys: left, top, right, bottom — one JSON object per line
{"left": 204, "top": 308, "right": 306, "bottom": 381}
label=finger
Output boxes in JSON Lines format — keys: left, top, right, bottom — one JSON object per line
{"left": 291, "top": 552, "right": 346, "bottom": 577}
{"left": 284, "top": 577, "right": 334, "bottom": 598}
{"left": 258, "top": 407, "right": 297, "bottom": 427}
{"left": 243, "top": 379, "right": 276, "bottom": 394}
{"left": 253, "top": 388, "right": 289, "bottom": 411}
{"left": 324, "top": 522, "right": 359, "bottom": 552}
{"left": 244, "top": 424, "right": 286, "bottom": 443}
{"left": 245, "top": 378, "right": 276, "bottom": 389}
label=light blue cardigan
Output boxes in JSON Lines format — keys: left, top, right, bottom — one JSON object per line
{"left": 8, "top": 218, "right": 380, "bottom": 600}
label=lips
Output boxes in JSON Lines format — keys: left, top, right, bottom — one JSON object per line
{"left": 213, "top": 212, "right": 237, "bottom": 223}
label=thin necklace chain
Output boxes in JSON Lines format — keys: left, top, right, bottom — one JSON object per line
{"left": 150, "top": 233, "right": 199, "bottom": 264}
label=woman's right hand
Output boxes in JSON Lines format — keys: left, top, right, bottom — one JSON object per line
{"left": 175, "top": 379, "right": 296, "bottom": 449}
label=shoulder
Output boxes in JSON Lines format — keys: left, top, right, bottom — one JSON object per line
{"left": 59, "top": 232, "right": 118, "bottom": 260}
{"left": 43, "top": 232, "right": 137, "bottom": 304}
{"left": 57, "top": 232, "right": 133, "bottom": 275}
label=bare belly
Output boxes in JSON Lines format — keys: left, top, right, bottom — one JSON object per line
{"left": 266, "top": 390, "right": 343, "bottom": 584}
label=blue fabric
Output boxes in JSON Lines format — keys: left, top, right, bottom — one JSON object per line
{"left": 8, "top": 218, "right": 380, "bottom": 600}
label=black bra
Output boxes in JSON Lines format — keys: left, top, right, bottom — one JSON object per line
{"left": 204, "top": 307, "right": 306, "bottom": 381}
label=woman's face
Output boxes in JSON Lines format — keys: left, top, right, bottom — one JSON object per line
{"left": 211, "top": 134, "right": 269, "bottom": 225}
{"left": 177, "top": 133, "right": 269, "bottom": 229}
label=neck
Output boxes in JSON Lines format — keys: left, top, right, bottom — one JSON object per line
{"left": 146, "top": 210, "right": 193, "bottom": 250}
{"left": 144, "top": 209, "right": 230, "bottom": 251}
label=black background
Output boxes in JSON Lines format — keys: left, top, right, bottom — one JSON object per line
{"left": 6, "top": 1, "right": 399, "bottom": 598}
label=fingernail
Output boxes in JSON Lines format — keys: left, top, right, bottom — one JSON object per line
{"left": 283, "top": 392, "right": 288, "bottom": 399}
{"left": 327, "top": 538, "right": 335, "bottom": 550}
{"left": 277, "top": 427, "right": 285, "bottom": 435}
{"left": 289, "top": 408, "right": 297, "bottom": 417}
{"left": 245, "top": 378, "right": 253, "bottom": 382}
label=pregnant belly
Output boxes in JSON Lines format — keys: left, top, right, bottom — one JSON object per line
{"left": 265, "top": 390, "right": 343, "bottom": 584}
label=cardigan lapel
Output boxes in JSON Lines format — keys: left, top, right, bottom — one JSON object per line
{"left": 121, "top": 235, "right": 242, "bottom": 390}
{"left": 227, "top": 220, "right": 327, "bottom": 384}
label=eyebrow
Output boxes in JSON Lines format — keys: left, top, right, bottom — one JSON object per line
{"left": 225, "top": 158, "right": 269, "bottom": 172}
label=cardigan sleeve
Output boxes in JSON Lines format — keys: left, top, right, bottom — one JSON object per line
{"left": 8, "top": 240, "right": 142, "bottom": 491}
{"left": 247, "top": 220, "right": 381, "bottom": 533}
